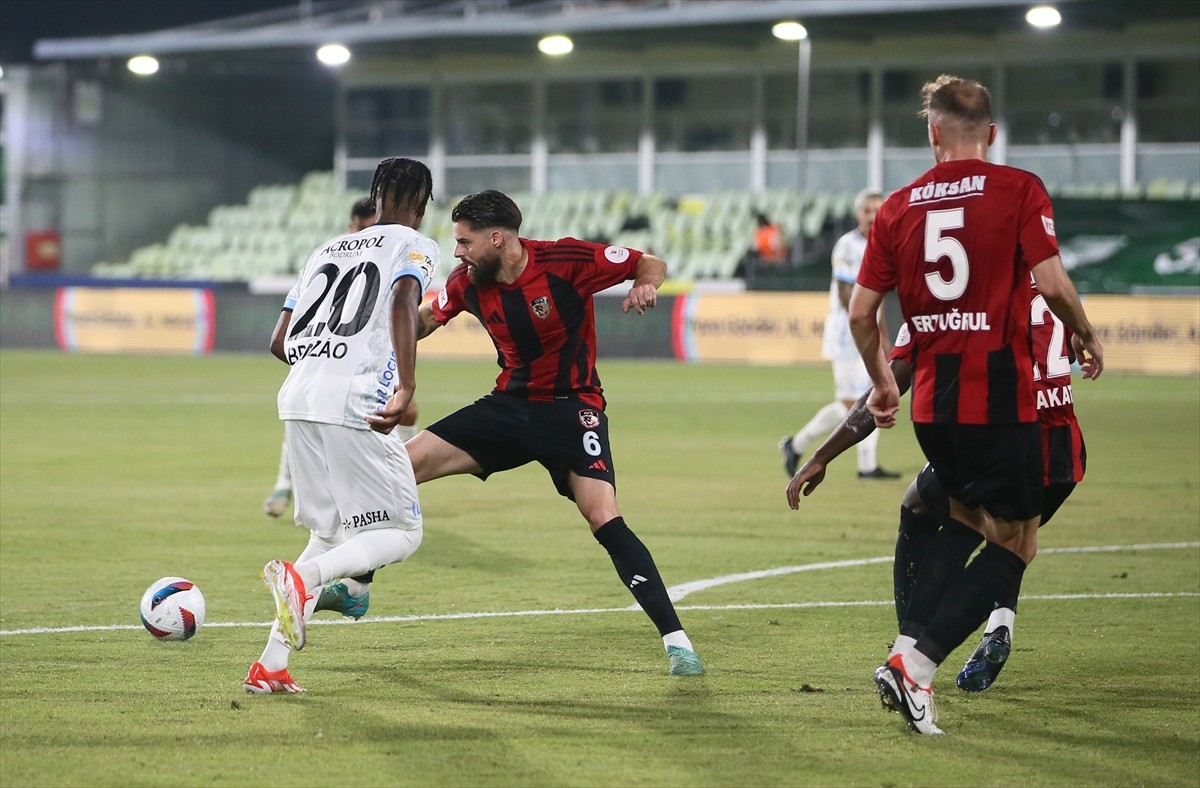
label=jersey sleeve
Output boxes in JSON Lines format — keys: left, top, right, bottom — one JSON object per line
{"left": 888, "top": 321, "right": 914, "bottom": 363}
{"left": 561, "top": 238, "right": 644, "bottom": 294}
{"left": 857, "top": 205, "right": 896, "bottom": 292}
{"left": 830, "top": 234, "right": 859, "bottom": 284}
{"left": 282, "top": 250, "right": 320, "bottom": 310}
{"left": 1017, "top": 177, "right": 1060, "bottom": 269}
{"left": 431, "top": 263, "right": 469, "bottom": 325}
{"left": 392, "top": 235, "right": 440, "bottom": 295}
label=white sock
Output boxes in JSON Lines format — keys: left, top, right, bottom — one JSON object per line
{"left": 792, "top": 401, "right": 848, "bottom": 455}
{"left": 299, "top": 527, "right": 423, "bottom": 589}
{"left": 856, "top": 429, "right": 880, "bottom": 473}
{"left": 899, "top": 645, "right": 938, "bottom": 687}
{"left": 258, "top": 625, "right": 291, "bottom": 671}
{"left": 890, "top": 634, "right": 916, "bottom": 657}
{"left": 662, "top": 630, "right": 694, "bottom": 652}
{"left": 273, "top": 440, "right": 291, "bottom": 491}
{"left": 987, "top": 607, "right": 1016, "bottom": 635}
{"left": 341, "top": 577, "right": 370, "bottom": 597}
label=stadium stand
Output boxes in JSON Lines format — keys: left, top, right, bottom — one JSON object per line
{"left": 91, "top": 169, "right": 1197, "bottom": 285}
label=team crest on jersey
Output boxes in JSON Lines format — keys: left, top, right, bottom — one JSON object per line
{"left": 1041, "top": 215, "right": 1056, "bottom": 237}
{"left": 530, "top": 296, "right": 551, "bottom": 319}
{"left": 578, "top": 409, "right": 600, "bottom": 429}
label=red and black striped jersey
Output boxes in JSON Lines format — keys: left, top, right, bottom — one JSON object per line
{"left": 891, "top": 278, "right": 1085, "bottom": 484}
{"left": 861, "top": 159, "right": 1060, "bottom": 425}
{"left": 432, "top": 237, "right": 643, "bottom": 409}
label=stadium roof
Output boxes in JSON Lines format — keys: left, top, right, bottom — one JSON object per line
{"left": 31, "top": 0, "right": 1130, "bottom": 61}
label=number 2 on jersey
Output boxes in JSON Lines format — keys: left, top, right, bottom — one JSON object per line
{"left": 1030, "top": 293, "right": 1071, "bottom": 380}
{"left": 290, "top": 262, "right": 381, "bottom": 339}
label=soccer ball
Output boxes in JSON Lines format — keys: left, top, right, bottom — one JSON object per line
{"left": 139, "top": 577, "right": 206, "bottom": 641}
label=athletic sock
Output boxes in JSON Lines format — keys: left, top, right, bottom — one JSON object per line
{"left": 593, "top": 517, "right": 683, "bottom": 637}
{"left": 302, "top": 528, "right": 422, "bottom": 588}
{"left": 916, "top": 543, "right": 1027, "bottom": 664}
{"left": 987, "top": 606, "right": 1016, "bottom": 636}
{"left": 892, "top": 505, "right": 940, "bottom": 627}
{"left": 898, "top": 518, "right": 983, "bottom": 639}
{"left": 662, "top": 631, "right": 694, "bottom": 652}
{"left": 342, "top": 577, "right": 370, "bottom": 597}
{"left": 258, "top": 625, "right": 291, "bottom": 672}
{"left": 792, "top": 401, "right": 849, "bottom": 455}
{"left": 856, "top": 429, "right": 880, "bottom": 473}
{"left": 890, "top": 634, "right": 917, "bottom": 658}
{"left": 898, "top": 645, "right": 938, "bottom": 687}
{"left": 274, "top": 441, "right": 291, "bottom": 490}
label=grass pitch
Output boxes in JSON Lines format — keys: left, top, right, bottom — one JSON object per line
{"left": 1, "top": 350, "right": 1197, "bottom": 787}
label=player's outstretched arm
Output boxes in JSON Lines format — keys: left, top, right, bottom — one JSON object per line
{"left": 623, "top": 254, "right": 666, "bottom": 314}
{"left": 787, "top": 358, "right": 913, "bottom": 509}
{"left": 849, "top": 284, "right": 900, "bottom": 426}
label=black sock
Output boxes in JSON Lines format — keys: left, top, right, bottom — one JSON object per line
{"left": 350, "top": 571, "right": 375, "bottom": 584}
{"left": 916, "top": 543, "right": 1027, "bottom": 663}
{"left": 899, "top": 518, "right": 983, "bottom": 639}
{"left": 893, "top": 505, "right": 940, "bottom": 628}
{"left": 594, "top": 517, "right": 683, "bottom": 637}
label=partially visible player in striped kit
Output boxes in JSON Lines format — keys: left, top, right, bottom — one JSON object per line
{"left": 849, "top": 75, "right": 1103, "bottom": 734}
{"left": 787, "top": 277, "right": 1088, "bottom": 695}
{"left": 367, "top": 189, "right": 703, "bottom": 677}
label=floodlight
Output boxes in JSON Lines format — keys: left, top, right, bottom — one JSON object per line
{"left": 772, "top": 21, "right": 808, "bottom": 41}
{"left": 1026, "top": 6, "right": 1062, "bottom": 28}
{"left": 127, "top": 55, "right": 159, "bottom": 76}
{"left": 538, "top": 35, "right": 574, "bottom": 56}
{"left": 317, "top": 44, "right": 351, "bottom": 67}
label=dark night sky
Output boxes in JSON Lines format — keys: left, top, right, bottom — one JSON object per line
{"left": 0, "top": 0, "right": 300, "bottom": 64}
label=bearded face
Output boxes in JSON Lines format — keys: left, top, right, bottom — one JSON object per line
{"left": 453, "top": 222, "right": 503, "bottom": 286}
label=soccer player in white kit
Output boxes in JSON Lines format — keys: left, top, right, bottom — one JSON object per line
{"left": 779, "top": 189, "right": 900, "bottom": 481}
{"left": 244, "top": 158, "right": 439, "bottom": 694}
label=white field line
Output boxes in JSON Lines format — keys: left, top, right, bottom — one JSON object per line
{"left": 1, "top": 542, "right": 1196, "bottom": 638}
{"left": 660, "top": 541, "right": 1200, "bottom": 603}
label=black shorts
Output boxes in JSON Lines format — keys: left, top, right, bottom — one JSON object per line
{"left": 425, "top": 392, "right": 615, "bottom": 500}
{"left": 913, "top": 422, "right": 1043, "bottom": 522}
{"left": 917, "top": 463, "right": 1076, "bottom": 527}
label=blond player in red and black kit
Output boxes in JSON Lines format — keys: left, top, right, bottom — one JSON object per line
{"left": 367, "top": 189, "right": 703, "bottom": 677}
{"left": 787, "top": 278, "right": 1087, "bottom": 696}
{"left": 848, "top": 75, "right": 1103, "bottom": 734}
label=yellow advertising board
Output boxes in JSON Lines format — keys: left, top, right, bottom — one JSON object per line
{"left": 1080, "top": 294, "right": 1199, "bottom": 375}
{"left": 672, "top": 292, "right": 830, "bottom": 364}
{"left": 55, "top": 287, "right": 214, "bottom": 354}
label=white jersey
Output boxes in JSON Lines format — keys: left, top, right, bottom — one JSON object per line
{"left": 278, "top": 224, "right": 438, "bottom": 429}
{"left": 821, "top": 227, "right": 868, "bottom": 361}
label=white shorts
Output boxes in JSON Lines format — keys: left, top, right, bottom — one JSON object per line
{"left": 832, "top": 356, "right": 872, "bottom": 402}
{"left": 284, "top": 420, "right": 422, "bottom": 540}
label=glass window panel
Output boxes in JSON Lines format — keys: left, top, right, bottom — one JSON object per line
{"left": 1137, "top": 57, "right": 1200, "bottom": 143}
{"left": 766, "top": 71, "right": 869, "bottom": 150}
{"left": 344, "top": 87, "right": 430, "bottom": 157}
{"left": 1006, "top": 62, "right": 1123, "bottom": 145}
{"left": 653, "top": 76, "right": 752, "bottom": 152}
{"left": 546, "top": 80, "right": 642, "bottom": 154}
{"left": 444, "top": 83, "right": 533, "bottom": 155}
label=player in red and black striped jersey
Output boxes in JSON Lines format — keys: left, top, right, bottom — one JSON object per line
{"left": 367, "top": 189, "right": 703, "bottom": 677}
{"left": 847, "top": 75, "right": 1103, "bottom": 734}
{"left": 787, "top": 277, "right": 1086, "bottom": 695}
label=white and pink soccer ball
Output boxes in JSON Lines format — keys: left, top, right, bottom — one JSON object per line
{"left": 139, "top": 577, "right": 206, "bottom": 641}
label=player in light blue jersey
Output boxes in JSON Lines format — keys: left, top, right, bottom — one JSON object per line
{"left": 245, "top": 158, "right": 438, "bottom": 694}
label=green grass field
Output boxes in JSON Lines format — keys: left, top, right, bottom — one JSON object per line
{"left": 1, "top": 349, "right": 1197, "bottom": 787}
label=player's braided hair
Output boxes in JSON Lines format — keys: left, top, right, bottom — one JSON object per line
{"left": 451, "top": 189, "right": 523, "bottom": 232}
{"left": 369, "top": 157, "right": 433, "bottom": 215}
{"left": 920, "top": 74, "right": 992, "bottom": 127}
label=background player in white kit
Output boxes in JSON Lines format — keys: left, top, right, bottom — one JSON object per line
{"left": 780, "top": 189, "right": 900, "bottom": 480}
{"left": 244, "top": 157, "right": 439, "bottom": 694}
